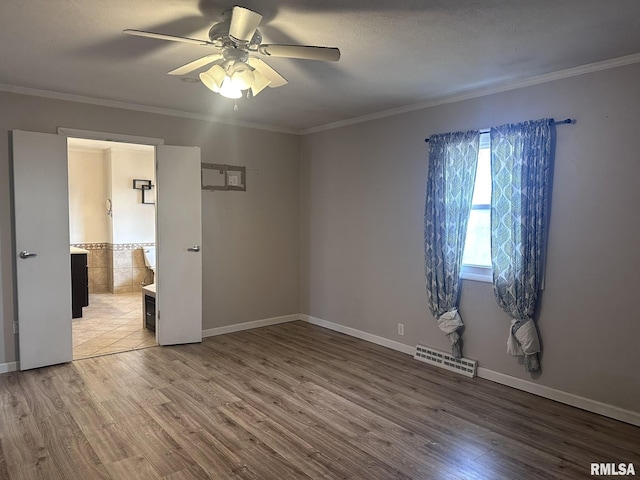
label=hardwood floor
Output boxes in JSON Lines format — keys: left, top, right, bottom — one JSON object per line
{"left": 1, "top": 321, "right": 638, "bottom": 479}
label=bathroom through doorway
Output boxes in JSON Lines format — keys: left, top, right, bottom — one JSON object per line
{"left": 67, "top": 137, "right": 158, "bottom": 359}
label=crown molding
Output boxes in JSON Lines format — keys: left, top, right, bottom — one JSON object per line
{"left": 3, "top": 52, "right": 640, "bottom": 137}
{"left": 0, "top": 84, "right": 298, "bottom": 135}
{"left": 301, "top": 52, "right": 640, "bottom": 135}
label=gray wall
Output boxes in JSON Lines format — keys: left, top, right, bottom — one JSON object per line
{"left": 2, "top": 63, "right": 639, "bottom": 414}
{"left": 0, "top": 92, "right": 300, "bottom": 364}
{"left": 300, "top": 63, "right": 640, "bottom": 413}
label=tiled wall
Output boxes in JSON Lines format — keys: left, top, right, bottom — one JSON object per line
{"left": 72, "top": 243, "right": 155, "bottom": 294}
{"left": 90, "top": 244, "right": 110, "bottom": 293}
{"left": 111, "top": 243, "right": 155, "bottom": 294}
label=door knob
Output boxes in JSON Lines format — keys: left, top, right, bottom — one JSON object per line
{"left": 19, "top": 251, "right": 38, "bottom": 259}
{"left": 187, "top": 245, "right": 201, "bottom": 252}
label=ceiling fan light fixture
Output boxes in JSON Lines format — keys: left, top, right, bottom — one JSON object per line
{"left": 250, "top": 69, "right": 271, "bottom": 96}
{"left": 228, "top": 61, "right": 255, "bottom": 90}
{"left": 218, "top": 77, "right": 243, "bottom": 99}
{"left": 126, "top": 5, "right": 340, "bottom": 102}
{"left": 199, "top": 64, "right": 226, "bottom": 92}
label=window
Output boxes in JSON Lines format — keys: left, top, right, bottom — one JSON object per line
{"left": 461, "top": 132, "right": 492, "bottom": 282}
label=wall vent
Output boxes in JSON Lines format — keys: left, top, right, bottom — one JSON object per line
{"left": 414, "top": 345, "right": 477, "bottom": 378}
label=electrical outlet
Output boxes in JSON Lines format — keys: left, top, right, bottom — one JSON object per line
{"left": 398, "top": 323, "right": 404, "bottom": 336}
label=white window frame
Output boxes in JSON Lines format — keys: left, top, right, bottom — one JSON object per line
{"left": 461, "top": 132, "right": 492, "bottom": 283}
{"left": 461, "top": 264, "right": 492, "bottom": 282}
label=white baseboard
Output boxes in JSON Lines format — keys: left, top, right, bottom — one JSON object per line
{"left": 476, "top": 367, "right": 640, "bottom": 427}
{"left": 202, "top": 314, "right": 300, "bottom": 338}
{"left": 300, "top": 314, "right": 640, "bottom": 427}
{"left": 0, "top": 361, "right": 19, "bottom": 374}
{"left": 300, "top": 314, "right": 415, "bottom": 356}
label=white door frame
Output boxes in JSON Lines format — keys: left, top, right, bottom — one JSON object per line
{"left": 13, "top": 128, "right": 201, "bottom": 368}
{"left": 14, "top": 127, "right": 202, "bottom": 369}
{"left": 58, "top": 129, "right": 203, "bottom": 348}
{"left": 59, "top": 128, "right": 166, "bottom": 344}
{"left": 57, "top": 127, "right": 165, "bottom": 146}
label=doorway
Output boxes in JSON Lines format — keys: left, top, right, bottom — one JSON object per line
{"left": 12, "top": 130, "right": 203, "bottom": 371}
{"left": 67, "top": 137, "right": 157, "bottom": 359}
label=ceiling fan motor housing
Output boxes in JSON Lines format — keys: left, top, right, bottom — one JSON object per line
{"left": 208, "top": 21, "right": 230, "bottom": 42}
{"left": 208, "top": 21, "right": 262, "bottom": 46}
{"left": 223, "top": 48, "right": 249, "bottom": 64}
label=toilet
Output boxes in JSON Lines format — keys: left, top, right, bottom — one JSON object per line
{"left": 142, "top": 246, "right": 156, "bottom": 282}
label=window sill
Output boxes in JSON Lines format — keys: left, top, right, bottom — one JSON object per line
{"left": 461, "top": 265, "right": 492, "bottom": 283}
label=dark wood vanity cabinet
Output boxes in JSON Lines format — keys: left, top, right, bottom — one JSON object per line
{"left": 144, "top": 295, "right": 156, "bottom": 332}
{"left": 71, "top": 252, "right": 89, "bottom": 318}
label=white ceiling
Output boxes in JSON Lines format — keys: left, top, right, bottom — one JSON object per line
{"left": 2, "top": 0, "right": 640, "bottom": 133}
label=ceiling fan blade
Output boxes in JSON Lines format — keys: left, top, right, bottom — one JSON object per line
{"left": 168, "top": 54, "right": 223, "bottom": 76}
{"left": 258, "top": 44, "right": 340, "bottom": 62}
{"left": 123, "top": 29, "right": 211, "bottom": 46}
{"left": 247, "top": 58, "right": 287, "bottom": 88}
{"left": 229, "top": 6, "right": 263, "bottom": 42}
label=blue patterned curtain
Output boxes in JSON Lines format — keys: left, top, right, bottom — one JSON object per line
{"left": 424, "top": 130, "right": 480, "bottom": 358}
{"left": 490, "top": 118, "right": 553, "bottom": 372}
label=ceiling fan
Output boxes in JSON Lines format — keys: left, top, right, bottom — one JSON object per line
{"left": 124, "top": 6, "right": 340, "bottom": 100}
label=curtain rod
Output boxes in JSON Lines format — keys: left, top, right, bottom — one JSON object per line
{"left": 424, "top": 118, "right": 574, "bottom": 143}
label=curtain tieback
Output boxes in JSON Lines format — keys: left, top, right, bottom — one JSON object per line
{"left": 438, "top": 309, "right": 464, "bottom": 358}
{"left": 507, "top": 318, "right": 540, "bottom": 356}
{"left": 437, "top": 308, "right": 463, "bottom": 335}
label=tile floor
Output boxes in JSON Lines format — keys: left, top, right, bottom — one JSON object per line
{"left": 72, "top": 292, "right": 156, "bottom": 360}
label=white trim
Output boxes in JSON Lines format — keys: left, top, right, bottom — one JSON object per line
{"left": 460, "top": 265, "right": 493, "bottom": 283}
{"left": 300, "top": 314, "right": 640, "bottom": 427}
{"left": 58, "top": 127, "right": 165, "bottom": 145}
{"left": 300, "top": 314, "right": 415, "bottom": 356}
{"left": 202, "top": 314, "right": 300, "bottom": 338}
{"left": 0, "top": 84, "right": 298, "bottom": 135}
{"left": 0, "top": 361, "right": 19, "bottom": 374}
{"left": 3, "top": 53, "right": 640, "bottom": 137}
{"left": 301, "top": 52, "right": 640, "bottom": 135}
{"left": 7, "top": 310, "right": 639, "bottom": 426}
{"left": 461, "top": 265, "right": 492, "bottom": 283}
{"left": 477, "top": 367, "right": 640, "bottom": 427}
{"left": 68, "top": 143, "right": 154, "bottom": 154}
{"left": 460, "top": 272, "right": 492, "bottom": 283}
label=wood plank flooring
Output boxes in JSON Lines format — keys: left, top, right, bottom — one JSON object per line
{"left": 1, "top": 321, "right": 638, "bottom": 479}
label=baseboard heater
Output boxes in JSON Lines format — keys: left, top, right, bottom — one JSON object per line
{"left": 414, "top": 345, "right": 477, "bottom": 378}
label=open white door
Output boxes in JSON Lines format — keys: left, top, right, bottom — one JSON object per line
{"left": 156, "top": 145, "right": 202, "bottom": 345}
{"left": 12, "top": 130, "right": 72, "bottom": 370}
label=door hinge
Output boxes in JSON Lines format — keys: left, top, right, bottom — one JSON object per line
{"left": 13, "top": 320, "right": 19, "bottom": 334}
{"left": 157, "top": 311, "right": 160, "bottom": 321}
